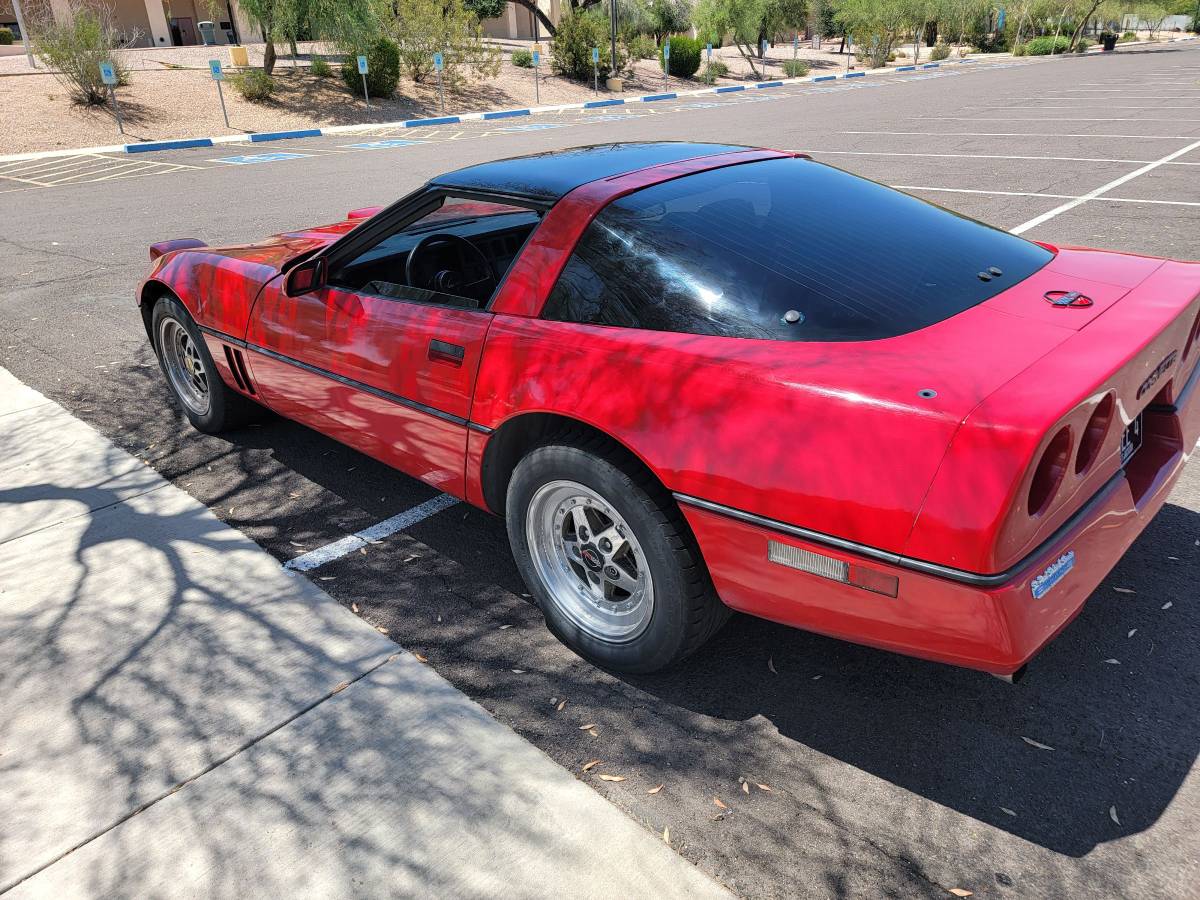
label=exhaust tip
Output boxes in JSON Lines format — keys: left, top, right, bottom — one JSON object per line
{"left": 992, "top": 665, "right": 1028, "bottom": 685}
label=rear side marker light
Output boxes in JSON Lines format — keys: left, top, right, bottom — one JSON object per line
{"left": 768, "top": 540, "right": 899, "bottom": 598}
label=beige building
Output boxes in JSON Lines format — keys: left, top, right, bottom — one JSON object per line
{"left": 1, "top": 0, "right": 559, "bottom": 49}
{"left": 481, "top": 0, "right": 562, "bottom": 41}
{"left": 2, "top": 0, "right": 259, "bottom": 47}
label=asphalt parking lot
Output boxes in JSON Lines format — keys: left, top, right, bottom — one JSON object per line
{"left": 2, "top": 43, "right": 1199, "bottom": 898}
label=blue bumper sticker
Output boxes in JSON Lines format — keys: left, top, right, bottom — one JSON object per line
{"left": 1031, "top": 551, "right": 1075, "bottom": 600}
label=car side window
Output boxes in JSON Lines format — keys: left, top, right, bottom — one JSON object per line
{"left": 542, "top": 157, "right": 1052, "bottom": 342}
{"left": 329, "top": 195, "right": 542, "bottom": 310}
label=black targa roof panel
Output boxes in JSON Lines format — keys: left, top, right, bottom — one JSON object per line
{"left": 430, "top": 142, "right": 751, "bottom": 201}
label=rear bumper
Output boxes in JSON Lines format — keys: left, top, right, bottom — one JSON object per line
{"left": 679, "top": 364, "right": 1198, "bottom": 675}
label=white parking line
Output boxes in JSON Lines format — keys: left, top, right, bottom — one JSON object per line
{"left": 895, "top": 185, "right": 1200, "bottom": 207}
{"left": 283, "top": 493, "right": 459, "bottom": 572}
{"left": 1010, "top": 137, "right": 1200, "bottom": 235}
{"left": 922, "top": 116, "right": 1200, "bottom": 122}
{"left": 812, "top": 149, "right": 1193, "bottom": 164}
{"left": 840, "top": 130, "right": 1199, "bottom": 139}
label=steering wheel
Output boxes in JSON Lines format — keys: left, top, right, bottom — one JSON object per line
{"left": 405, "top": 232, "right": 497, "bottom": 305}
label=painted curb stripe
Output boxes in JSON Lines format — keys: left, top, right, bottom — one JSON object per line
{"left": 250, "top": 129, "right": 323, "bottom": 142}
{"left": 756, "top": 81, "right": 784, "bottom": 88}
{"left": 10, "top": 54, "right": 1009, "bottom": 164}
{"left": 405, "top": 115, "right": 461, "bottom": 127}
{"left": 126, "top": 138, "right": 213, "bottom": 154}
{"left": 483, "top": 108, "right": 532, "bottom": 119}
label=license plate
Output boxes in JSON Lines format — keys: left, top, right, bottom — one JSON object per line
{"left": 1120, "top": 414, "right": 1143, "bottom": 466}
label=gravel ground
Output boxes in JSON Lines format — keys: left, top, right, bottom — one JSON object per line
{"left": 1, "top": 38, "right": 970, "bottom": 154}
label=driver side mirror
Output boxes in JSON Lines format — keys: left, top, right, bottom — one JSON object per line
{"left": 285, "top": 257, "right": 326, "bottom": 297}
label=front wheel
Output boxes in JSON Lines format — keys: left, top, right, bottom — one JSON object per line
{"left": 506, "top": 439, "right": 729, "bottom": 673}
{"left": 151, "top": 295, "right": 261, "bottom": 433}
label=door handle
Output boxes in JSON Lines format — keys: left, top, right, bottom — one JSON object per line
{"left": 428, "top": 339, "right": 466, "bottom": 366}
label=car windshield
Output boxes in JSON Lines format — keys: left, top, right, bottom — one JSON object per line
{"left": 545, "top": 157, "right": 1054, "bottom": 342}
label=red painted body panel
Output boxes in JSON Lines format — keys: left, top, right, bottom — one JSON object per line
{"left": 684, "top": 363, "right": 1196, "bottom": 675}
{"left": 140, "top": 144, "right": 1200, "bottom": 675}
{"left": 244, "top": 280, "right": 492, "bottom": 496}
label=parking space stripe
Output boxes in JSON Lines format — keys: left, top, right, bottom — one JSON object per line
{"left": 1010, "top": 137, "right": 1200, "bottom": 235}
{"left": 812, "top": 150, "right": 1182, "bottom": 164}
{"left": 282, "top": 494, "right": 459, "bottom": 572}
{"left": 841, "top": 130, "right": 1199, "bottom": 139}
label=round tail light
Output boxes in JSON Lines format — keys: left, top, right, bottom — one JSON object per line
{"left": 1029, "top": 427, "right": 1072, "bottom": 517}
{"left": 1075, "top": 394, "right": 1114, "bottom": 476}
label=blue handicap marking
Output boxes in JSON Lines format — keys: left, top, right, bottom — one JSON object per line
{"left": 99, "top": 61, "right": 118, "bottom": 85}
{"left": 592, "top": 46, "right": 600, "bottom": 63}
{"left": 213, "top": 152, "right": 312, "bottom": 165}
{"left": 585, "top": 112, "right": 646, "bottom": 121}
{"left": 498, "top": 123, "right": 563, "bottom": 132}
{"left": 208, "top": 59, "right": 224, "bottom": 80}
{"left": 357, "top": 55, "right": 368, "bottom": 74}
{"left": 341, "top": 139, "right": 420, "bottom": 150}
{"left": 433, "top": 52, "right": 443, "bottom": 71}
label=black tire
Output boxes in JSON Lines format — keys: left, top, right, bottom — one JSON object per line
{"left": 506, "top": 433, "right": 730, "bottom": 673}
{"left": 150, "top": 294, "right": 262, "bottom": 434}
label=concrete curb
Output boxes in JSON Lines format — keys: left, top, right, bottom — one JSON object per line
{"left": 3, "top": 40, "right": 1192, "bottom": 165}
{"left": 0, "top": 55, "right": 988, "bottom": 164}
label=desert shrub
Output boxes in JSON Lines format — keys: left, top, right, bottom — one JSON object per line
{"left": 627, "top": 32, "right": 657, "bottom": 59}
{"left": 1025, "top": 35, "right": 1070, "bottom": 55}
{"left": 232, "top": 69, "right": 276, "bottom": 100}
{"left": 1120, "top": 30, "right": 1136, "bottom": 41}
{"left": 1012, "top": 41, "right": 1028, "bottom": 55}
{"left": 30, "top": 4, "right": 135, "bottom": 105}
{"left": 341, "top": 36, "right": 400, "bottom": 97}
{"left": 511, "top": 47, "right": 533, "bottom": 67}
{"left": 782, "top": 58, "right": 809, "bottom": 77}
{"left": 391, "top": 0, "right": 500, "bottom": 85}
{"left": 0, "top": 26, "right": 14, "bottom": 45}
{"left": 309, "top": 54, "right": 333, "bottom": 77}
{"left": 894, "top": 49, "right": 906, "bottom": 58}
{"left": 700, "top": 57, "right": 727, "bottom": 83}
{"left": 660, "top": 34, "right": 701, "bottom": 77}
{"left": 552, "top": 9, "right": 624, "bottom": 80}
{"left": 1074, "top": 37, "right": 1091, "bottom": 53}
{"left": 930, "top": 42, "right": 950, "bottom": 60}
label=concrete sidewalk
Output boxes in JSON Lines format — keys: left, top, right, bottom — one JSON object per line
{"left": 0, "top": 367, "right": 730, "bottom": 899}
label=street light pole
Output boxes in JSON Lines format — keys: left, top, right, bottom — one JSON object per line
{"left": 12, "top": 0, "right": 36, "bottom": 69}
{"left": 609, "top": 0, "right": 618, "bottom": 72}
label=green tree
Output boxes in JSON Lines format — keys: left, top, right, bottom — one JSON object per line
{"left": 389, "top": 0, "right": 501, "bottom": 85}
{"left": 695, "top": 0, "right": 808, "bottom": 76}
{"left": 647, "top": 0, "right": 691, "bottom": 41}
{"left": 834, "top": 0, "right": 906, "bottom": 64}
{"left": 236, "top": 0, "right": 381, "bottom": 74}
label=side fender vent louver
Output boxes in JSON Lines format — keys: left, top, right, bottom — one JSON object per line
{"left": 222, "top": 346, "right": 256, "bottom": 395}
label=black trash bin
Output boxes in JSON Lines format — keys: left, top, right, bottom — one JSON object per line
{"left": 1101, "top": 32, "right": 1118, "bottom": 51}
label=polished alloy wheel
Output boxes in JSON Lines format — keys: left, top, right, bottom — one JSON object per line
{"left": 158, "top": 317, "right": 210, "bottom": 416}
{"left": 525, "top": 480, "right": 654, "bottom": 642}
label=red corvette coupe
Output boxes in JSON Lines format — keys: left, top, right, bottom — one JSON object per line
{"left": 140, "top": 142, "right": 1200, "bottom": 680}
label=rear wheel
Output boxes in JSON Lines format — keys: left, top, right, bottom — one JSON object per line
{"left": 507, "top": 437, "right": 729, "bottom": 673}
{"left": 151, "top": 295, "right": 261, "bottom": 433}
